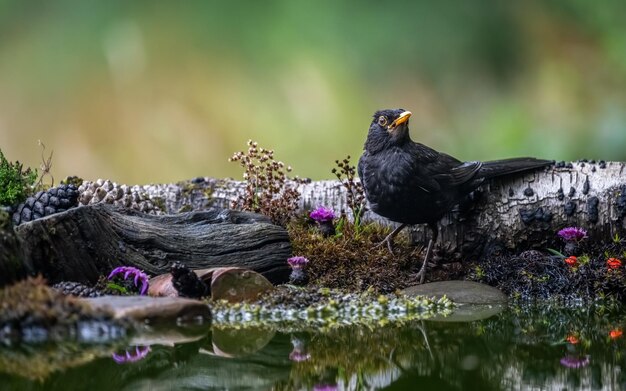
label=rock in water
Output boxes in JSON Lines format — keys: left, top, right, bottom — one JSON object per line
{"left": 82, "top": 296, "right": 211, "bottom": 324}
{"left": 402, "top": 280, "right": 507, "bottom": 305}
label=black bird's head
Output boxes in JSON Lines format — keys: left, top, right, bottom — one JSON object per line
{"left": 364, "top": 108, "right": 412, "bottom": 152}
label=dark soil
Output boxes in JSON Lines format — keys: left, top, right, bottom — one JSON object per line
{"left": 467, "top": 239, "right": 626, "bottom": 301}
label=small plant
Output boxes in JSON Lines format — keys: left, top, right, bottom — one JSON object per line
{"left": 35, "top": 140, "right": 54, "bottom": 189}
{"left": 230, "top": 140, "right": 304, "bottom": 226}
{"left": 310, "top": 206, "right": 336, "bottom": 237}
{"left": 565, "top": 334, "right": 580, "bottom": 345}
{"left": 564, "top": 256, "right": 578, "bottom": 267}
{"left": 607, "top": 258, "right": 622, "bottom": 270}
{"left": 287, "top": 256, "right": 310, "bottom": 285}
{"left": 557, "top": 226, "right": 587, "bottom": 255}
{"left": 0, "top": 149, "right": 37, "bottom": 207}
{"left": 472, "top": 265, "right": 485, "bottom": 279}
{"left": 331, "top": 156, "right": 367, "bottom": 227}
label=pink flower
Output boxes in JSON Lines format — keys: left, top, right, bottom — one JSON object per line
{"left": 560, "top": 355, "right": 590, "bottom": 369}
{"left": 557, "top": 227, "right": 587, "bottom": 242}
{"left": 310, "top": 207, "right": 336, "bottom": 222}
{"left": 287, "top": 256, "right": 309, "bottom": 269}
{"left": 112, "top": 346, "right": 151, "bottom": 364}
{"left": 108, "top": 266, "right": 150, "bottom": 295}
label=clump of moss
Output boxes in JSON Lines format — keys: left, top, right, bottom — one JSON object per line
{"left": 289, "top": 220, "right": 421, "bottom": 293}
{"left": 60, "top": 175, "right": 84, "bottom": 188}
{"left": 0, "top": 277, "right": 127, "bottom": 344}
{"left": 0, "top": 149, "right": 37, "bottom": 207}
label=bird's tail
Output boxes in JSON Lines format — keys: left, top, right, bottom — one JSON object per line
{"left": 479, "top": 157, "right": 553, "bottom": 179}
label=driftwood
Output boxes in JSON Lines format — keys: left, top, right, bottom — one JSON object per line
{"left": 0, "top": 212, "right": 26, "bottom": 287}
{"left": 14, "top": 205, "right": 291, "bottom": 285}
{"left": 84, "top": 161, "right": 626, "bottom": 260}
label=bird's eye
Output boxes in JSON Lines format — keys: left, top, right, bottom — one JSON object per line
{"left": 378, "top": 116, "right": 388, "bottom": 127}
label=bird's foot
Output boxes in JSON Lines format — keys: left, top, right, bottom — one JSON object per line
{"left": 375, "top": 223, "right": 407, "bottom": 255}
{"left": 375, "top": 236, "right": 395, "bottom": 255}
{"left": 410, "top": 268, "right": 427, "bottom": 285}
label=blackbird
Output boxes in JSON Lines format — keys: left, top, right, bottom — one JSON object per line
{"left": 358, "top": 108, "right": 553, "bottom": 283}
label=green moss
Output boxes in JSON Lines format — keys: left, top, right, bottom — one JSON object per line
{"left": 0, "top": 209, "right": 10, "bottom": 229}
{"left": 60, "top": 175, "right": 83, "bottom": 187}
{"left": 151, "top": 196, "right": 166, "bottom": 212}
{"left": 0, "top": 277, "right": 113, "bottom": 328}
{"left": 289, "top": 218, "right": 429, "bottom": 293}
{"left": 0, "top": 149, "right": 37, "bottom": 207}
{"left": 209, "top": 285, "right": 453, "bottom": 332}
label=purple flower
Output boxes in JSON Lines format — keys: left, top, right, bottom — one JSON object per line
{"left": 112, "top": 346, "right": 151, "bottom": 364}
{"left": 557, "top": 227, "right": 588, "bottom": 242}
{"left": 108, "top": 266, "right": 150, "bottom": 295}
{"left": 310, "top": 207, "right": 336, "bottom": 222}
{"left": 287, "top": 256, "right": 309, "bottom": 269}
{"left": 289, "top": 349, "right": 311, "bottom": 362}
{"left": 313, "top": 384, "right": 338, "bottom": 391}
{"left": 560, "top": 355, "right": 590, "bottom": 369}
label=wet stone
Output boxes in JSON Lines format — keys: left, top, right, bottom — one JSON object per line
{"left": 82, "top": 296, "right": 211, "bottom": 324}
{"left": 402, "top": 281, "right": 507, "bottom": 305}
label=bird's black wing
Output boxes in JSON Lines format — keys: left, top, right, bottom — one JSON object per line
{"left": 412, "top": 144, "right": 482, "bottom": 189}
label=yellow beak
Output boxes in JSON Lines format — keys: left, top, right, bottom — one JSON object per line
{"left": 388, "top": 111, "right": 412, "bottom": 129}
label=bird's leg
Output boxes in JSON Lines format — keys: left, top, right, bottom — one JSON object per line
{"left": 414, "top": 222, "right": 438, "bottom": 284}
{"left": 376, "top": 223, "right": 407, "bottom": 254}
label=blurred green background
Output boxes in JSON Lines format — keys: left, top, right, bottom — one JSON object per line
{"left": 1, "top": 0, "right": 625, "bottom": 184}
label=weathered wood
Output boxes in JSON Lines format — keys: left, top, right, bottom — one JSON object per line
{"left": 81, "top": 161, "right": 626, "bottom": 260}
{"left": 15, "top": 204, "right": 291, "bottom": 285}
{"left": 0, "top": 211, "right": 26, "bottom": 287}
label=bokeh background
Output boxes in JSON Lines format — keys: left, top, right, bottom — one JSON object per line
{"left": 1, "top": 0, "right": 625, "bottom": 184}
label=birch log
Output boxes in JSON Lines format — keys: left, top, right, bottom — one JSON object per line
{"left": 79, "top": 161, "right": 626, "bottom": 261}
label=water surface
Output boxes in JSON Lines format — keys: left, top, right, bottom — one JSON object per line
{"left": 2, "top": 304, "right": 624, "bottom": 390}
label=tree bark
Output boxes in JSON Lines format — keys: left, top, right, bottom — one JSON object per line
{"left": 15, "top": 205, "right": 291, "bottom": 285}
{"left": 82, "top": 161, "right": 626, "bottom": 261}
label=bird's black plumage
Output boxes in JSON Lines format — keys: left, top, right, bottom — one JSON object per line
{"left": 358, "top": 108, "right": 553, "bottom": 282}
